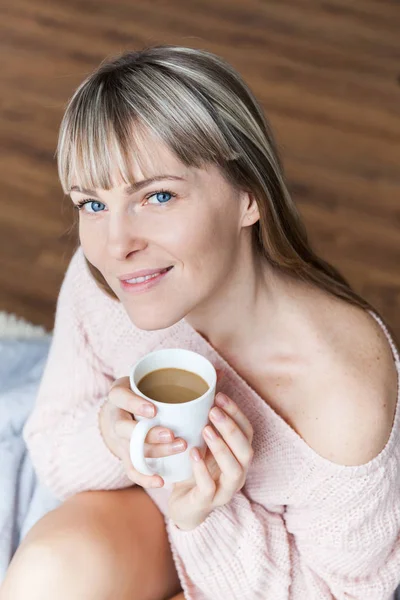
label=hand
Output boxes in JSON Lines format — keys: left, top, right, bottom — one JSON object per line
{"left": 167, "top": 392, "right": 254, "bottom": 531}
{"left": 99, "top": 376, "right": 187, "bottom": 488}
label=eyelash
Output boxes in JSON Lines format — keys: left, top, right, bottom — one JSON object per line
{"left": 74, "top": 189, "right": 177, "bottom": 212}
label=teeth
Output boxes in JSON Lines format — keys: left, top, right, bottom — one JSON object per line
{"left": 126, "top": 269, "right": 167, "bottom": 284}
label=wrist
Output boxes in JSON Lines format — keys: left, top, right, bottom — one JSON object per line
{"left": 171, "top": 509, "right": 211, "bottom": 532}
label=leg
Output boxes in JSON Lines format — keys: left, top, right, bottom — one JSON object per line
{"left": 0, "top": 486, "right": 182, "bottom": 600}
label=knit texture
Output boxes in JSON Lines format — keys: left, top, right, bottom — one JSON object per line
{"left": 23, "top": 247, "right": 400, "bottom": 600}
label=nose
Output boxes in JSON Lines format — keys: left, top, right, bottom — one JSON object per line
{"left": 106, "top": 212, "right": 147, "bottom": 261}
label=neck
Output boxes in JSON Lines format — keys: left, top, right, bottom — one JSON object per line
{"left": 185, "top": 243, "right": 294, "bottom": 354}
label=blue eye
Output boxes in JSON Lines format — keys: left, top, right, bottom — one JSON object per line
{"left": 74, "top": 189, "right": 176, "bottom": 213}
{"left": 75, "top": 200, "right": 106, "bottom": 213}
{"left": 146, "top": 190, "right": 176, "bottom": 205}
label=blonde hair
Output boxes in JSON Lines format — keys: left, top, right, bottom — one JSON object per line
{"left": 57, "top": 44, "right": 382, "bottom": 322}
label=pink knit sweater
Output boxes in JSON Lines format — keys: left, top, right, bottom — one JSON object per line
{"left": 23, "top": 247, "right": 400, "bottom": 600}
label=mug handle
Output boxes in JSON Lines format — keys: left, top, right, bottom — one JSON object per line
{"left": 129, "top": 417, "right": 160, "bottom": 476}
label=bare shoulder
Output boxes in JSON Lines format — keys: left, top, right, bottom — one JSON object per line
{"left": 296, "top": 304, "right": 399, "bottom": 467}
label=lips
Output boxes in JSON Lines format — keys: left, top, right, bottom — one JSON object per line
{"left": 125, "top": 268, "right": 170, "bottom": 284}
{"left": 118, "top": 266, "right": 173, "bottom": 282}
{"left": 118, "top": 266, "right": 174, "bottom": 294}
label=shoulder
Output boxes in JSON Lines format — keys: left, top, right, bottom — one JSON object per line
{"left": 60, "top": 246, "right": 116, "bottom": 308}
{"left": 56, "top": 246, "right": 128, "bottom": 342}
{"left": 59, "top": 245, "right": 89, "bottom": 296}
{"left": 295, "top": 306, "right": 398, "bottom": 467}
{"left": 63, "top": 246, "right": 99, "bottom": 292}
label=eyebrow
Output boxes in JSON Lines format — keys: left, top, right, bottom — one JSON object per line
{"left": 69, "top": 175, "right": 186, "bottom": 196}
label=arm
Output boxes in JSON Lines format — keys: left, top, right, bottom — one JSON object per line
{"left": 168, "top": 460, "right": 400, "bottom": 600}
{"left": 167, "top": 491, "right": 291, "bottom": 599}
{"left": 23, "top": 250, "right": 131, "bottom": 500}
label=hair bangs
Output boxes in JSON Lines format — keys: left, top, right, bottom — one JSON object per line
{"left": 56, "top": 82, "right": 154, "bottom": 194}
{"left": 57, "top": 60, "right": 243, "bottom": 197}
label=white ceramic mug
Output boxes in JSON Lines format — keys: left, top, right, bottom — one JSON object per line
{"left": 129, "top": 348, "right": 217, "bottom": 484}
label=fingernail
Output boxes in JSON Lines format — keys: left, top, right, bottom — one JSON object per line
{"left": 215, "top": 393, "right": 229, "bottom": 408}
{"left": 210, "top": 407, "right": 225, "bottom": 421}
{"left": 142, "top": 403, "right": 155, "bottom": 417}
{"left": 158, "top": 430, "right": 173, "bottom": 442}
{"left": 172, "top": 440, "right": 186, "bottom": 452}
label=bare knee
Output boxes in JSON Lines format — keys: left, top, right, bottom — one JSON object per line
{"left": 1, "top": 489, "right": 180, "bottom": 600}
{"left": 0, "top": 493, "right": 124, "bottom": 600}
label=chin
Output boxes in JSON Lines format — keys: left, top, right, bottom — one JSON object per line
{"left": 123, "top": 302, "right": 186, "bottom": 332}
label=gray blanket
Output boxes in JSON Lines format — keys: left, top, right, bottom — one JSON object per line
{"left": 0, "top": 338, "right": 60, "bottom": 583}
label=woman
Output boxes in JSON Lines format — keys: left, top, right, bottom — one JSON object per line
{"left": 1, "top": 45, "right": 399, "bottom": 600}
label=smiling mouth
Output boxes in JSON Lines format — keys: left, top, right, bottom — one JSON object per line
{"left": 121, "top": 266, "right": 174, "bottom": 285}
{"left": 124, "top": 266, "right": 173, "bottom": 284}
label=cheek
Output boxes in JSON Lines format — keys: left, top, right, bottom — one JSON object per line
{"left": 171, "top": 206, "right": 237, "bottom": 272}
{"left": 78, "top": 220, "right": 104, "bottom": 267}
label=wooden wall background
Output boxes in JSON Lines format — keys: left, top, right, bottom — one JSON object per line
{"left": 1, "top": 0, "right": 399, "bottom": 336}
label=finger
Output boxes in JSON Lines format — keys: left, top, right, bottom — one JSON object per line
{"left": 146, "top": 426, "right": 175, "bottom": 444}
{"left": 119, "top": 443, "right": 164, "bottom": 489}
{"left": 190, "top": 448, "right": 216, "bottom": 505}
{"left": 109, "top": 377, "right": 156, "bottom": 418}
{"left": 145, "top": 438, "right": 187, "bottom": 459}
{"left": 214, "top": 393, "right": 253, "bottom": 443}
{"left": 203, "top": 425, "right": 246, "bottom": 494}
{"left": 209, "top": 406, "right": 254, "bottom": 468}
{"left": 115, "top": 419, "right": 175, "bottom": 444}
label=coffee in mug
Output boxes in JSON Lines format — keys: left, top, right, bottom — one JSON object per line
{"left": 137, "top": 368, "right": 209, "bottom": 404}
{"left": 129, "top": 348, "right": 217, "bottom": 483}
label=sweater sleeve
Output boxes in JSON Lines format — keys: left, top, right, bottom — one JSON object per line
{"left": 23, "top": 250, "right": 132, "bottom": 500}
{"left": 166, "top": 458, "right": 400, "bottom": 600}
{"left": 167, "top": 492, "right": 291, "bottom": 600}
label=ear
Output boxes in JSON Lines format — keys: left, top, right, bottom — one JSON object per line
{"left": 240, "top": 191, "right": 260, "bottom": 228}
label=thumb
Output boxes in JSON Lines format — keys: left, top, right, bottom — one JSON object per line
{"left": 114, "top": 409, "right": 135, "bottom": 440}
